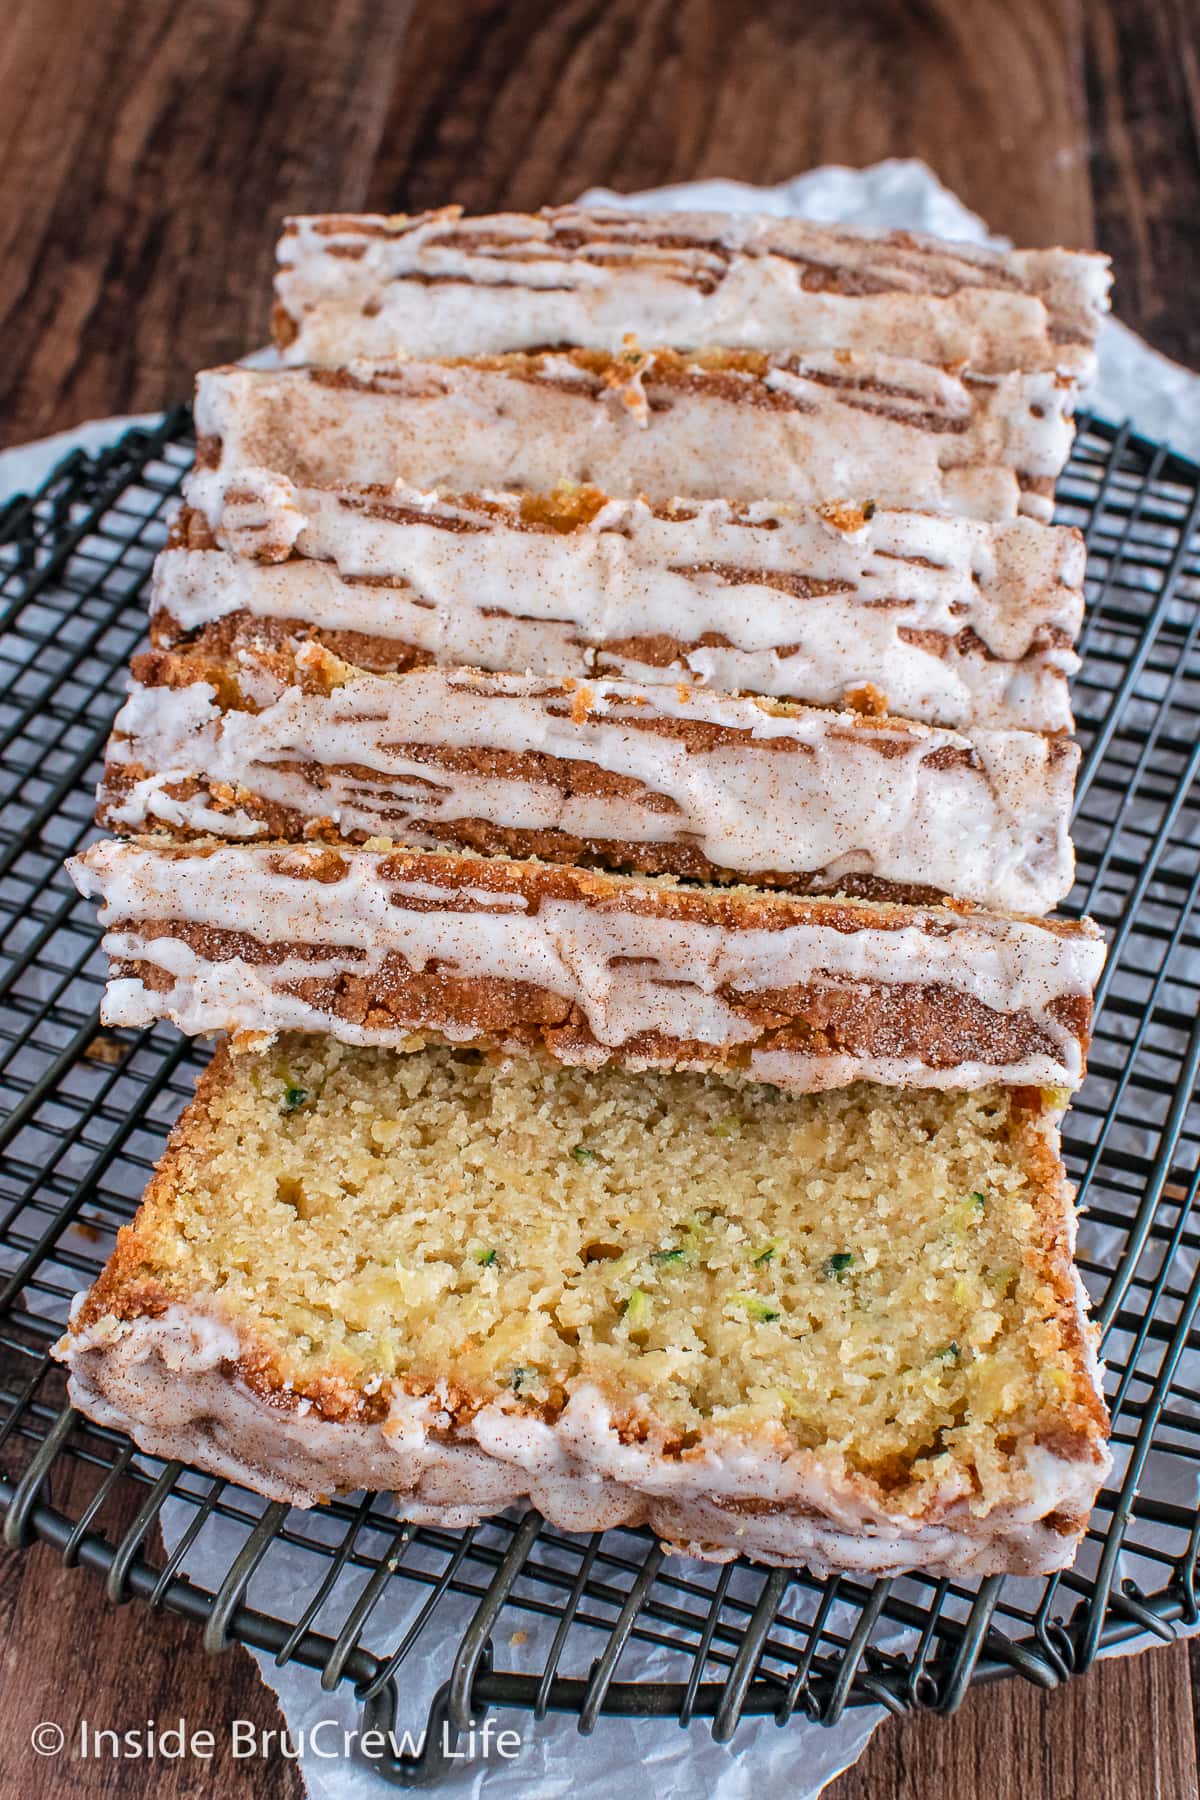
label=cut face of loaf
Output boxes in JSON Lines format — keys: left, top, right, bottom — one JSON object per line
{"left": 191, "top": 350, "right": 1077, "bottom": 524}
{"left": 56, "top": 1042, "right": 1110, "bottom": 1576}
{"left": 67, "top": 838, "right": 1105, "bottom": 1092}
{"left": 101, "top": 647, "right": 1078, "bottom": 914}
{"left": 163, "top": 486, "right": 1084, "bottom": 734}
{"left": 273, "top": 208, "right": 1109, "bottom": 379}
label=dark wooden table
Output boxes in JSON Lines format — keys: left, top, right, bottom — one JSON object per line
{"left": 3, "top": 2, "right": 1199, "bottom": 1795}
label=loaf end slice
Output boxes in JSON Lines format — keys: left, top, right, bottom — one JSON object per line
{"left": 58, "top": 1040, "right": 1110, "bottom": 1575}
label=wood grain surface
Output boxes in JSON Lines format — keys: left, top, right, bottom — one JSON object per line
{"left": 2, "top": 2, "right": 1199, "bottom": 1797}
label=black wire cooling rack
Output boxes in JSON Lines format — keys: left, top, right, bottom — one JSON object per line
{"left": 1, "top": 409, "right": 1200, "bottom": 1784}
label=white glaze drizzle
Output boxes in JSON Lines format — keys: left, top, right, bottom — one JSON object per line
{"left": 164, "top": 484, "right": 1084, "bottom": 732}
{"left": 68, "top": 840, "right": 1105, "bottom": 1089}
{"left": 276, "top": 208, "right": 1109, "bottom": 381}
{"left": 190, "top": 352, "right": 1076, "bottom": 524}
{"left": 105, "top": 662, "right": 1078, "bottom": 912}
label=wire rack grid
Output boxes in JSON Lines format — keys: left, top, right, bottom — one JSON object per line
{"left": 0, "top": 410, "right": 1199, "bottom": 1784}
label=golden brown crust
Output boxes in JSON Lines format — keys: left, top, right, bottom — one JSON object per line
{"left": 271, "top": 300, "right": 299, "bottom": 350}
{"left": 74, "top": 1043, "right": 234, "bottom": 1331}
{"left": 151, "top": 607, "right": 436, "bottom": 674}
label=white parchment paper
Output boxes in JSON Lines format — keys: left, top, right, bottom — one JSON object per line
{"left": 3, "top": 158, "right": 1197, "bottom": 1800}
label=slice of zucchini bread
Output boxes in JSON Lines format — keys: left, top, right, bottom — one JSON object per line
{"left": 158, "top": 488, "right": 1085, "bottom": 734}
{"left": 99, "top": 644, "right": 1078, "bottom": 912}
{"left": 190, "top": 349, "right": 1077, "bottom": 523}
{"left": 57, "top": 1039, "right": 1110, "bottom": 1575}
{"left": 67, "top": 838, "right": 1105, "bottom": 1092}
{"left": 272, "top": 208, "right": 1109, "bottom": 378}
